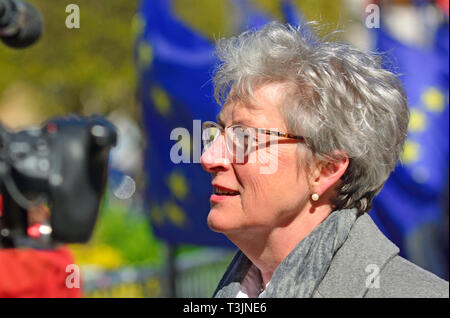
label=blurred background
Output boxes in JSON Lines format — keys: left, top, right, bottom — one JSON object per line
{"left": 0, "top": 0, "right": 448, "bottom": 297}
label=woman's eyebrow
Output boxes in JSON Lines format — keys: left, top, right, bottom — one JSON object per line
{"left": 232, "top": 119, "right": 250, "bottom": 127}
{"left": 216, "top": 110, "right": 251, "bottom": 127}
{"left": 216, "top": 113, "right": 226, "bottom": 127}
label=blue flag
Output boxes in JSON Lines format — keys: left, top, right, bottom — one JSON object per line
{"left": 135, "top": 0, "right": 227, "bottom": 247}
{"left": 370, "top": 20, "right": 449, "bottom": 279}
{"left": 135, "top": 0, "right": 287, "bottom": 247}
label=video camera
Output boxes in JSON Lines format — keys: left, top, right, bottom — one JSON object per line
{"left": 0, "top": 0, "right": 118, "bottom": 249}
{"left": 0, "top": 116, "right": 117, "bottom": 248}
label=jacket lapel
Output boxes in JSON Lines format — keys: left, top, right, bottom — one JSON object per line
{"left": 314, "top": 213, "right": 400, "bottom": 298}
{"left": 213, "top": 250, "right": 252, "bottom": 297}
{"left": 213, "top": 212, "right": 400, "bottom": 298}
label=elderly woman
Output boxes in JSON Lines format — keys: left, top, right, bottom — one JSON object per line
{"left": 200, "top": 22, "right": 448, "bottom": 298}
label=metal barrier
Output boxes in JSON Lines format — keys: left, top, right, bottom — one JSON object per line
{"left": 81, "top": 248, "right": 235, "bottom": 298}
{"left": 174, "top": 248, "right": 234, "bottom": 297}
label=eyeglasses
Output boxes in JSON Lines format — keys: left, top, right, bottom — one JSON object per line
{"left": 202, "top": 121, "right": 307, "bottom": 162}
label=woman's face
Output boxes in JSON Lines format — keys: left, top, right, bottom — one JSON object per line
{"left": 201, "top": 83, "right": 313, "bottom": 237}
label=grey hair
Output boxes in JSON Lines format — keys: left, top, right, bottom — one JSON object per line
{"left": 213, "top": 21, "right": 409, "bottom": 212}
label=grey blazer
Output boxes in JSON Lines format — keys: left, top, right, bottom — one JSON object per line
{"left": 214, "top": 213, "right": 449, "bottom": 298}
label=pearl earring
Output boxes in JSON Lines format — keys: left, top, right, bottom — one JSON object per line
{"left": 311, "top": 193, "right": 319, "bottom": 201}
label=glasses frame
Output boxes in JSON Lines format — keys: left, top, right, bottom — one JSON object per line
{"left": 202, "top": 121, "right": 307, "bottom": 161}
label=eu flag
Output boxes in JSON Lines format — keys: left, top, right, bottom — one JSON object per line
{"left": 370, "top": 20, "right": 449, "bottom": 279}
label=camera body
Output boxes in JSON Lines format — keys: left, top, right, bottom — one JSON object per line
{"left": 1, "top": 1, "right": 117, "bottom": 249}
{"left": 0, "top": 115, "right": 117, "bottom": 248}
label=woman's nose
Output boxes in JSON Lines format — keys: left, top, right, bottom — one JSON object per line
{"left": 201, "top": 134, "right": 231, "bottom": 173}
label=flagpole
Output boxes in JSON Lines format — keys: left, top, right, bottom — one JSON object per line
{"left": 167, "top": 243, "right": 177, "bottom": 298}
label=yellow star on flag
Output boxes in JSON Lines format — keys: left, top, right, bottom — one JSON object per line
{"left": 149, "top": 204, "right": 165, "bottom": 227}
{"left": 150, "top": 86, "right": 171, "bottom": 117}
{"left": 167, "top": 171, "right": 189, "bottom": 201}
{"left": 163, "top": 201, "right": 187, "bottom": 228}
{"left": 137, "top": 41, "right": 153, "bottom": 70}
{"left": 401, "top": 140, "right": 420, "bottom": 164}
{"left": 131, "top": 13, "right": 146, "bottom": 38}
{"left": 408, "top": 109, "right": 426, "bottom": 132}
{"left": 422, "top": 87, "right": 445, "bottom": 112}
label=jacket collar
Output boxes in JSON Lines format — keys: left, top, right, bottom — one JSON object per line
{"left": 213, "top": 250, "right": 252, "bottom": 297}
{"left": 213, "top": 211, "right": 400, "bottom": 298}
{"left": 314, "top": 213, "right": 399, "bottom": 297}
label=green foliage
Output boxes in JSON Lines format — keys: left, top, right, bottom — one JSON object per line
{"left": 0, "top": 0, "right": 140, "bottom": 119}
{"left": 173, "top": 0, "right": 235, "bottom": 39}
{"left": 173, "top": 0, "right": 343, "bottom": 41}
{"left": 90, "top": 201, "right": 167, "bottom": 267}
{"left": 71, "top": 198, "right": 207, "bottom": 268}
{"left": 0, "top": 0, "right": 343, "bottom": 124}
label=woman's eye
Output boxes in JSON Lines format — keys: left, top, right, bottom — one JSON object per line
{"left": 203, "top": 127, "right": 219, "bottom": 147}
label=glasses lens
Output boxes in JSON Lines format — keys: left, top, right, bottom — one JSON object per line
{"left": 227, "top": 126, "right": 255, "bottom": 162}
{"left": 202, "top": 123, "right": 221, "bottom": 150}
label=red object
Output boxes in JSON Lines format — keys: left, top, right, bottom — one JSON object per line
{"left": 436, "top": 0, "right": 449, "bottom": 16}
{"left": 0, "top": 247, "right": 82, "bottom": 298}
{"left": 27, "top": 223, "right": 42, "bottom": 238}
{"left": 0, "top": 195, "right": 82, "bottom": 298}
{"left": 46, "top": 122, "right": 58, "bottom": 134}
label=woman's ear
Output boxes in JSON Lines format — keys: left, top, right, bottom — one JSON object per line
{"left": 310, "top": 151, "right": 349, "bottom": 198}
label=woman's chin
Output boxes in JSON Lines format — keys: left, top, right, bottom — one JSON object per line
{"left": 207, "top": 207, "right": 235, "bottom": 234}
